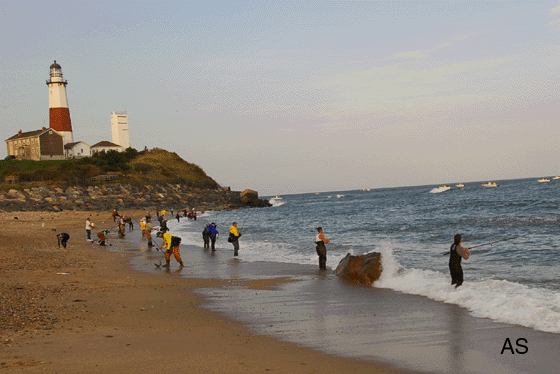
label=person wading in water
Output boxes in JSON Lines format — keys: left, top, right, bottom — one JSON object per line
{"left": 315, "top": 227, "right": 330, "bottom": 270}
{"left": 449, "top": 234, "right": 470, "bottom": 288}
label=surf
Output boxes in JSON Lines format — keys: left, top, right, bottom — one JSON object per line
{"left": 374, "top": 245, "right": 560, "bottom": 334}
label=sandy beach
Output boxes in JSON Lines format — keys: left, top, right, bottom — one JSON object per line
{"left": 0, "top": 210, "right": 416, "bottom": 374}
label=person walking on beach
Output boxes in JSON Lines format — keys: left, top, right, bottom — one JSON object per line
{"left": 449, "top": 234, "right": 470, "bottom": 288}
{"left": 97, "top": 230, "right": 110, "bottom": 246}
{"left": 202, "top": 223, "right": 210, "bottom": 250}
{"left": 160, "top": 219, "right": 169, "bottom": 233}
{"left": 176, "top": 213, "right": 180, "bottom": 223}
{"left": 229, "top": 222, "right": 242, "bottom": 256}
{"left": 209, "top": 222, "right": 219, "bottom": 251}
{"left": 157, "top": 231, "right": 184, "bottom": 268}
{"left": 85, "top": 217, "right": 94, "bottom": 241}
{"left": 315, "top": 227, "right": 330, "bottom": 270}
{"left": 57, "top": 232, "right": 70, "bottom": 249}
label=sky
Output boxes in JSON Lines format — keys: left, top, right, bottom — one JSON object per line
{"left": 1, "top": 1, "right": 560, "bottom": 195}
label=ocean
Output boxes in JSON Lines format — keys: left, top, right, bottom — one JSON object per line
{"left": 169, "top": 177, "right": 560, "bottom": 335}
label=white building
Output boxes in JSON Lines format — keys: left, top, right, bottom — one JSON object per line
{"left": 110, "top": 110, "right": 130, "bottom": 150}
{"left": 91, "top": 141, "right": 123, "bottom": 154}
{"left": 64, "top": 141, "right": 91, "bottom": 159}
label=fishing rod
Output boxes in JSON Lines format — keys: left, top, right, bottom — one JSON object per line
{"left": 441, "top": 236, "right": 518, "bottom": 255}
{"left": 239, "top": 208, "right": 253, "bottom": 233}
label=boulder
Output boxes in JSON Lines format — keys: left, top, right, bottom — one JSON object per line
{"left": 334, "top": 252, "right": 382, "bottom": 286}
{"left": 240, "top": 189, "right": 259, "bottom": 204}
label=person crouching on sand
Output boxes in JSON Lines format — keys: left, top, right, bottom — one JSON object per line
{"left": 97, "top": 230, "right": 110, "bottom": 246}
{"left": 315, "top": 227, "right": 330, "bottom": 270}
{"left": 449, "top": 234, "right": 470, "bottom": 288}
{"left": 57, "top": 233, "right": 70, "bottom": 249}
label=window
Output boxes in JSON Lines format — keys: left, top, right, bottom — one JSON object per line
{"left": 31, "top": 139, "right": 34, "bottom": 144}
{"left": 32, "top": 148, "right": 35, "bottom": 153}
{"left": 36, "top": 147, "right": 39, "bottom": 153}
{"left": 18, "top": 140, "right": 21, "bottom": 146}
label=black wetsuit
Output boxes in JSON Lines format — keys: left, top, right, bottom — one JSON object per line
{"left": 315, "top": 234, "right": 327, "bottom": 270}
{"left": 449, "top": 244, "right": 464, "bottom": 287}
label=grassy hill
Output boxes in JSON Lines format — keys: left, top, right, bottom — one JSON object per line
{"left": 127, "top": 148, "right": 218, "bottom": 187}
{"left": 0, "top": 148, "right": 220, "bottom": 189}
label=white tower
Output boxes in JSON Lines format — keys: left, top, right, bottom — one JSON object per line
{"left": 110, "top": 110, "right": 130, "bottom": 150}
{"left": 47, "top": 60, "right": 73, "bottom": 144}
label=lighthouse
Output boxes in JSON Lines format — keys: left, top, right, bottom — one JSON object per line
{"left": 46, "top": 60, "right": 73, "bottom": 144}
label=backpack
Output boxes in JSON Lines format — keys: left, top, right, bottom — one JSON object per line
{"left": 171, "top": 236, "right": 182, "bottom": 246}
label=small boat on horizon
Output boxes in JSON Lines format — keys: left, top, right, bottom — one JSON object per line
{"left": 481, "top": 182, "right": 499, "bottom": 187}
{"left": 553, "top": 176, "right": 560, "bottom": 180}
{"left": 270, "top": 195, "right": 283, "bottom": 200}
{"left": 456, "top": 183, "right": 465, "bottom": 188}
{"left": 430, "top": 185, "right": 451, "bottom": 193}
{"left": 537, "top": 178, "right": 551, "bottom": 183}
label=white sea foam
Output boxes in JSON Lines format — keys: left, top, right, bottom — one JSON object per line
{"left": 375, "top": 245, "right": 560, "bottom": 333}
{"left": 269, "top": 199, "right": 286, "bottom": 207}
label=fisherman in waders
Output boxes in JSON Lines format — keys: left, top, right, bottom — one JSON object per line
{"left": 145, "top": 219, "right": 154, "bottom": 247}
{"left": 209, "top": 222, "right": 219, "bottom": 251}
{"left": 202, "top": 223, "right": 210, "bottom": 250}
{"left": 315, "top": 227, "right": 330, "bottom": 270}
{"left": 157, "top": 231, "right": 184, "bottom": 268}
{"left": 229, "top": 222, "right": 242, "bottom": 256}
{"left": 57, "top": 232, "right": 70, "bottom": 249}
{"left": 449, "top": 234, "right": 470, "bottom": 288}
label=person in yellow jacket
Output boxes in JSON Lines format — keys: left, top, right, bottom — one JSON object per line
{"left": 139, "top": 219, "right": 146, "bottom": 241}
{"left": 229, "top": 222, "right": 242, "bottom": 257}
{"left": 161, "top": 209, "right": 166, "bottom": 217}
{"left": 157, "top": 231, "right": 184, "bottom": 268}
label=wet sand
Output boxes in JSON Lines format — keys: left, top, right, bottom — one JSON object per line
{"left": 0, "top": 210, "right": 415, "bottom": 373}
{"left": 133, "top": 240, "right": 560, "bottom": 374}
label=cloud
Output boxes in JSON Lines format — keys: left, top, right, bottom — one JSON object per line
{"left": 390, "top": 32, "right": 480, "bottom": 61}
{"left": 550, "top": 2, "right": 560, "bottom": 14}
{"left": 545, "top": 1, "right": 560, "bottom": 32}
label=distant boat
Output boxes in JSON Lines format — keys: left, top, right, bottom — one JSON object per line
{"left": 553, "top": 176, "right": 560, "bottom": 180}
{"left": 430, "top": 185, "right": 451, "bottom": 193}
{"left": 537, "top": 178, "right": 551, "bottom": 183}
{"left": 270, "top": 195, "right": 283, "bottom": 200}
{"left": 336, "top": 194, "right": 345, "bottom": 198}
{"left": 455, "top": 183, "right": 465, "bottom": 188}
{"left": 481, "top": 182, "right": 499, "bottom": 187}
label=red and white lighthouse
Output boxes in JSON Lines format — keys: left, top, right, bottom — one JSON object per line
{"left": 46, "top": 60, "right": 73, "bottom": 144}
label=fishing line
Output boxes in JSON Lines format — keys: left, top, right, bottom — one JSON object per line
{"left": 441, "top": 236, "right": 518, "bottom": 255}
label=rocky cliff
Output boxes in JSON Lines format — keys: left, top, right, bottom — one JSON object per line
{"left": 0, "top": 183, "right": 270, "bottom": 212}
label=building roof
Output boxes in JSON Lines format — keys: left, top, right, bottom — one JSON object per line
{"left": 91, "top": 141, "right": 121, "bottom": 148}
{"left": 5, "top": 128, "right": 59, "bottom": 141}
{"left": 64, "top": 141, "right": 90, "bottom": 149}
{"left": 50, "top": 60, "right": 61, "bottom": 69}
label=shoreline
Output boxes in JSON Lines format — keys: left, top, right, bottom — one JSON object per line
{"left": 0, "top": 210, "right": 416, "bottom": 373}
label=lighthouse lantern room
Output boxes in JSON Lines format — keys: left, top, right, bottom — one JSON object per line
{"left": 46, "top": 60, "right": 74, "bottom": 145}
